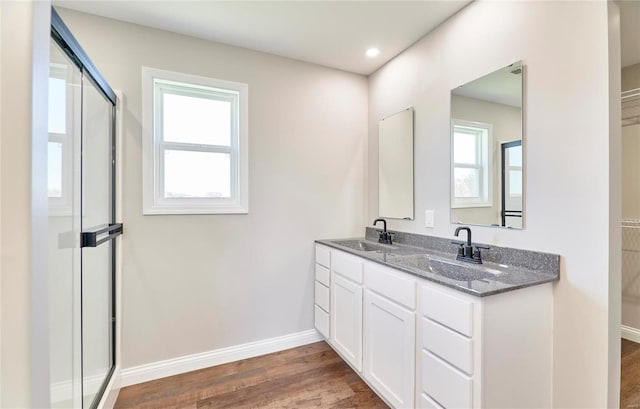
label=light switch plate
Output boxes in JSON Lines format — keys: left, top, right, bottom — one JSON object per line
{"left": 425, "top": 210, "right": 435, "bottom": 228}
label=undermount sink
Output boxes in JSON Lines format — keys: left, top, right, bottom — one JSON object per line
{"left": 332, "top": 240, "right": 395, "bottom": 252}
{"left": 390, "top": 254, "right": 496, "bottom": 282}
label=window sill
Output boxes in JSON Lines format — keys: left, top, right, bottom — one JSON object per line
{"left": 451, "top": 203, "right": 493, "bottom": 209}
{"left": 143, "top": 203, "right": 249, "bottom": 215}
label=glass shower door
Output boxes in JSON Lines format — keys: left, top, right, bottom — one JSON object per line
{"left": 48, "top": 37, "right": 83, "bottom": 409}
{"left": 81, "top": 74, "right": 116, "bottom": 408}
{"left": 49, "top": 8, "right": 121, "bottom": 408}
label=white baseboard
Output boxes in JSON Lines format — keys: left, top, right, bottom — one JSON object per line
{"left": 119, "top": 329, "right": 324, "bottom": 387}
{"left": 622, "top": 325, "right": 640, "bottom": 343}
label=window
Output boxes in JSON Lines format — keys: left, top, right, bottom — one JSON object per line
{"left": 142, "top": 67, "right": 248, "bottom": 214}
{"left": 451, "top": 119, "right": 492, "bottom": 208}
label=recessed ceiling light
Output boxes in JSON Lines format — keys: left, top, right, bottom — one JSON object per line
{"left": 366, "top": 48, "right": 380, "bottom": 58}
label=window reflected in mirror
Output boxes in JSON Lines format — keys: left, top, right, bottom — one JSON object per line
{"left": 450, "top": 62, "right": 523, "bottom": 229}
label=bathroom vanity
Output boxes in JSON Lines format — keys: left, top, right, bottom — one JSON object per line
{"left": 314, "top": 229, "right": 559, "bottom": 409}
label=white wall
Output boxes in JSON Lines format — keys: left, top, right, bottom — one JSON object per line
{"left": 56, "top": 9, "right": 367, "bottom": 369}
{"left": 623, "top": 63, "right": 640, "bottom": 91}
{"left": 368, "top": 1, "right": 619, "bottom": 407}
{"left": 1, "top": 0, "right": 51, "bottom": 407}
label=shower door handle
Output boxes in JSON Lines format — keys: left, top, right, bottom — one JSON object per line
{"left": 81, "top": 223, "right": 123, "bottom": 248}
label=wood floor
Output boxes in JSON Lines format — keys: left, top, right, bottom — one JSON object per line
{"left": 116, "top": 337, "right": 640, "bottom": 408}
{"left": 114, "top": 342, "right": 388, "bottom": 409}
{"left": 622, "top": 338, "right": 640, "bottom": 409}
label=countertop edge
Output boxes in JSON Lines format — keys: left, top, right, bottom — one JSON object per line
{"left": 315, "top": 238, "right": 559, "bottom": 298}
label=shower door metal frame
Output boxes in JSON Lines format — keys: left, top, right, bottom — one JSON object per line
{"left": 51, "top": 8, "right": 120, "bottom": 408}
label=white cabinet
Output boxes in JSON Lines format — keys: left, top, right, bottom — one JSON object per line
{"left": 317, "top": 244, "right": 553, "bottom": 409}
{"left": 417, "top": 280, "right": 553, "bottom": 408}
{"left": 331, "top": 272, "right": 363, "bottom": 371}
{"left": 314, "top": 245, "right": 331, "bottom": 339}
{"left": 363, "top": 289, "right": 415, "bottom": 409}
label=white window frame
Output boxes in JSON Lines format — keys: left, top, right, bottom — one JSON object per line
{"left": 451, "top": 119, "right": 493, "bottom": 208}
{"left": 142, "top": 67, "right": 249, "bottom": 215}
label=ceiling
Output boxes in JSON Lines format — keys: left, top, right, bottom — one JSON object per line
{"left": 453, "top": 63, "right": 522, "bottom": 108}
{"left": 53, "top": 0, "right": 471, "bottom": 75}
{"left": 620, "top": 0, "right": 640, "bottom": 68}
{"left": 53, "top": 1, "right": 640, "bottom": 73}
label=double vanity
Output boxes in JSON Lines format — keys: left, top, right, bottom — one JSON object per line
{"left": 314, "top": 227, "right": 559, "bottom": 409}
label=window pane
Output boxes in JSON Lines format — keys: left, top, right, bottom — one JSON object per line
{"left": 454, "top": 167, "right": 480, "bottom": 198}
{"left": 508, "top": 145, "right": 522, "bottom": 167}
{"left": 509, "top": 170, "right": 523, "bottom": 196}
{"left": 48, "top": 77, "right": 66, "bottom": 134}
{"left": 164, "top": 150, "right": 230, "bottom": 198}
{"left": 454, "top": 131, "right": 477, "bottom": 165}
{"left": 163, "top": 93, "right": 231, "bottom": 146}
{"left": 48, "top": 142, "right": 63, "bottom": 198}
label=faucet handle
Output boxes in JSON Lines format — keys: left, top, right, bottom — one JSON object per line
{"left": 474, "top": 245, "right": 490, "bottom": 250}
{"left": 388, "top": 232, "right": 396, "bottom": 245}
{"left": 472, "top": 248, "right": 484, "bottom": 264}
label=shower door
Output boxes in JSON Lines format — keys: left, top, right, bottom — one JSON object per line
{"left": 501, "top": 140, "right": 523, "bottom": 228}
{"left": 49, "top": 9, "right": 121, "bottom": 409}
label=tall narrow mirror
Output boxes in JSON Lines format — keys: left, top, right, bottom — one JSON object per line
{"left": 450, "top": 62, "right": 524, "bottom": 228}
{"left": 379, "top": 108, "right": 414, "bottom": 220}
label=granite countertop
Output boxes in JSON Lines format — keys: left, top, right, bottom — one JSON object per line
{"left": 316, "top": 231, "right": 560, "bottom": 297}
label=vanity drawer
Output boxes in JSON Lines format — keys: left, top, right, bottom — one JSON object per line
{"left": 315, "top": 245, "right": 331, "bottom": 268}
{"left": 422, "top": 350, "right": 472, "bottom": 409}
{"left": 365, "top": 262, "right": 416, "bottom": 309}
{"left": 315, "top": 281, "right": 330, "bottom": 312}
{"left": 331, "top": 250, "right": 363, "bottom": 284}
{"left": 315, "top": 264, "right": 330, "bottom": 286}
{"left": 420, "top": 393, "right": 444, "bottom": 409}
{"left": 314, "top": 305, "right": 329, "bottom": 339}
{"left": 421, "top": 285, "right": 473, "bottom": 337}
{"left": 422, "top": 318, "right": 473, "bottom": 375}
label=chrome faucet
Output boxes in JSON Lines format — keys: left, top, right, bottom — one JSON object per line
{"left": 373, "top": 218, "right": 393, "bottom": 245}
{"left": 453, "top": 226, "right": 488, "bottom": 264}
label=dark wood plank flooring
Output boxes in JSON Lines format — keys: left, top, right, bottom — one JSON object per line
{"left": 115, "top": 341, "right": 388, "bottom": 409}
{"left": 622, "top": 338, "right": 640, "bottom": 409}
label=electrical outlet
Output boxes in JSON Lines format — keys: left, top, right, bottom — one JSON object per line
{"left": 425, "top": 210, "right": 435, "bottom": 228}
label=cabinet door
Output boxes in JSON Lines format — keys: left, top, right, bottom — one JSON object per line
{"left": 363, "top": 290, "right": 415, "bottom": 409}
{"left": 331, "top": 272, "right": 363, "bottom": 371}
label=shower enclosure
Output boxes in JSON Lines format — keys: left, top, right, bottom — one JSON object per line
{"left": 48, "top": 9, "right": 122, "bottom": 408}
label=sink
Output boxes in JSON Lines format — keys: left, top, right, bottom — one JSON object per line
{"left": 390, "top": 254, "right": 494, "bottom": 282}
{"left": 332, "top": 240, "right": 395, "bottom": 252}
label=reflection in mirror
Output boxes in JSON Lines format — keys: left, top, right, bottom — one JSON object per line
{"left": 450, "top": 62, "right": 523, "bottom": 229}
{"left": 379, "top": 108, "right": 414, "bottom": 220}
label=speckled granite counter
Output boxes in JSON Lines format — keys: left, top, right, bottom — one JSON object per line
{"left": 316, "top": 228, "right": 559, "bottom": 297}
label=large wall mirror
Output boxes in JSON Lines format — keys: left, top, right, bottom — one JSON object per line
{"left": 379, "top": 107, "right": 414, "bottom": 220}
{"left": 450, "top": 62, "right": 524, "bottom": 228}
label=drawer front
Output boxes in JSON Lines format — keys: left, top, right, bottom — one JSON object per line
{"left": 332, "top": 250, "right": 363, "bottom": 284}
{"left": 315, "top": 264, "right": 330, "bottom": 286}
{"left": 315, "top": 281, "right": 330, "bottom": 312}
{"left": 422, "top": 351, "right": 472, "bottom": 409}
{"left": 365, "top": 262, "right": 416, "bottom": 310}
{"left": 314, "top": 305, "right": 329, "bottom": 339}
{"left": 421, "top": 285, "right": 473, "bottom": 337}
{"left": 422, "top": 318, "right": 473, "bottom": 375}
{"left": 315, "top": 244, "right": 331, "bottom": 268}
{"left": 420, "top": 393, "right": 444, "bottom": 409}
